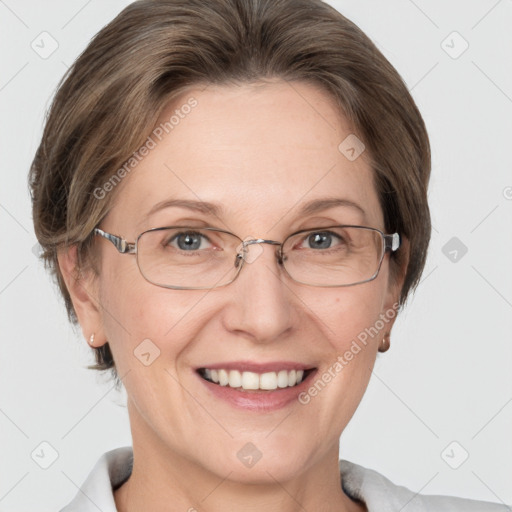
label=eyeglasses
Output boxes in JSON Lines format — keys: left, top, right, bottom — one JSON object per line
{"left": 93, "top": 225, "right": 400, "bottom": 290}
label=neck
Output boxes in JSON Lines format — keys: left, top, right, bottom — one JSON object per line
{"left": 114, "top": 441, "right": 366, "bottom": 512}
{"left": 114, "top": 399, "right": 366, "bottom": 512}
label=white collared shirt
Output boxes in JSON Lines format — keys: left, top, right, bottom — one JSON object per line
{"left": 59, "top": 446, "right": 509, "bottom": 511}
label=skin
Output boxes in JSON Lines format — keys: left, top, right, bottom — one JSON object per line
{"left": 58, "top": 79, "right": 406, "bottom": 512}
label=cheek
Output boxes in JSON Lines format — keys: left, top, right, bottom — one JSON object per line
{"left": 306, "top": 278, "right": 389, "bottom": 400}
{"left": 316, "top": 273, "right": 391, "bottom": 392}
{"left": 304, "top": 289, "right": 385, "bottom": 402}
{"left": 97, "top": 260, "right": 171, "bottom": 363}
{"left": 323, "top": 282, "right": 388, "bottom": 351}
{"left": 98, "top": 261, "right": 212, "bottom": 374}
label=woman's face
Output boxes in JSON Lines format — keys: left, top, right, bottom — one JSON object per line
{"left": 74, "top": 80, "right": 401, "bottom": 482}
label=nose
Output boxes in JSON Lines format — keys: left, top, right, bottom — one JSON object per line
{"left": 222, "top": 240, "right": 294, "bottom": 344}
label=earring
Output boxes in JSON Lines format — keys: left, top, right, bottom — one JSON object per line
{"left": 88, "top": 333, "right": 96, "bottom": 347}
{"left": 379, "top": 333, "right": 390, "bottom": 353}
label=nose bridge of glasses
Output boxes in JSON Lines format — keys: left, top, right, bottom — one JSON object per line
{"left": 243, "top": 238, "right": 281, "bottom": 247}
{"left": 237, "top": 238, "right": 283, "bottom": 264}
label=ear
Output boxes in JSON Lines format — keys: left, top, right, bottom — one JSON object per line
{"left": 57, "top": 244, "right": 107, "bottom": 347}
{"left": 383, "top": 234, "right": 410, "bottom": 328}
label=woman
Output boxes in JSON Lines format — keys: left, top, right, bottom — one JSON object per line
{"left": 28, "top": 0, "right": 508, "bottom": 510}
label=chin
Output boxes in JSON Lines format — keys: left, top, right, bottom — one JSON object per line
{"left": 197, "top": 436, "right": 317, "bottom": 484}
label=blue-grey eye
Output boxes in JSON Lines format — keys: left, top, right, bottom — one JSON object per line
{"left": 302, "top": 231, "right": 343, "bottom": 250}
{"left": 169, "top": 231, "right": 212, "bottom": 251}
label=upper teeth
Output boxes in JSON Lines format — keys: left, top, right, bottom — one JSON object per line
{"left": 203, "top": 369, "right": 305, "bottom": 390}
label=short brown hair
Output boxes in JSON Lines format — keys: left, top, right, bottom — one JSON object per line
{"left": 29, "top": 0, "right": 431, "bottom": 386}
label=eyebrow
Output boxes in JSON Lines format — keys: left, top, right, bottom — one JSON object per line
{"left": 143, "top": 197, "right": 366, "bottom": 222}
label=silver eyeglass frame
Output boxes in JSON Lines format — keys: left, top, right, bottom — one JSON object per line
{"left": 93, "top": 225, "right": 400, "bottom": 290}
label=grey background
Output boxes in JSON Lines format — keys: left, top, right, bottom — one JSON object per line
{"left": 1, "top": 0, "right": 511, "bottom": 510}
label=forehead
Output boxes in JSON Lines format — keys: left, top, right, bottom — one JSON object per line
{"left": 107, "top": 80, "right": 383, "bottom": 235}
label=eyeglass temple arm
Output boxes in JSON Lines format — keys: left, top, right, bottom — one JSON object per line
{"left": 94, "top": 228, "right": 136, "bottom": 254}
{"left": 384, "top": 233, "right": 400, "bottom": 252}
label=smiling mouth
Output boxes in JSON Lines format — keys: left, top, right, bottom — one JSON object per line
{"left": 197, "top": 368, "right": 315, "bottom": 391}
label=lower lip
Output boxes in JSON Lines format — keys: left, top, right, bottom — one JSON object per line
{"left": 196, "top": 370, "right": 317, "bottom": 412}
